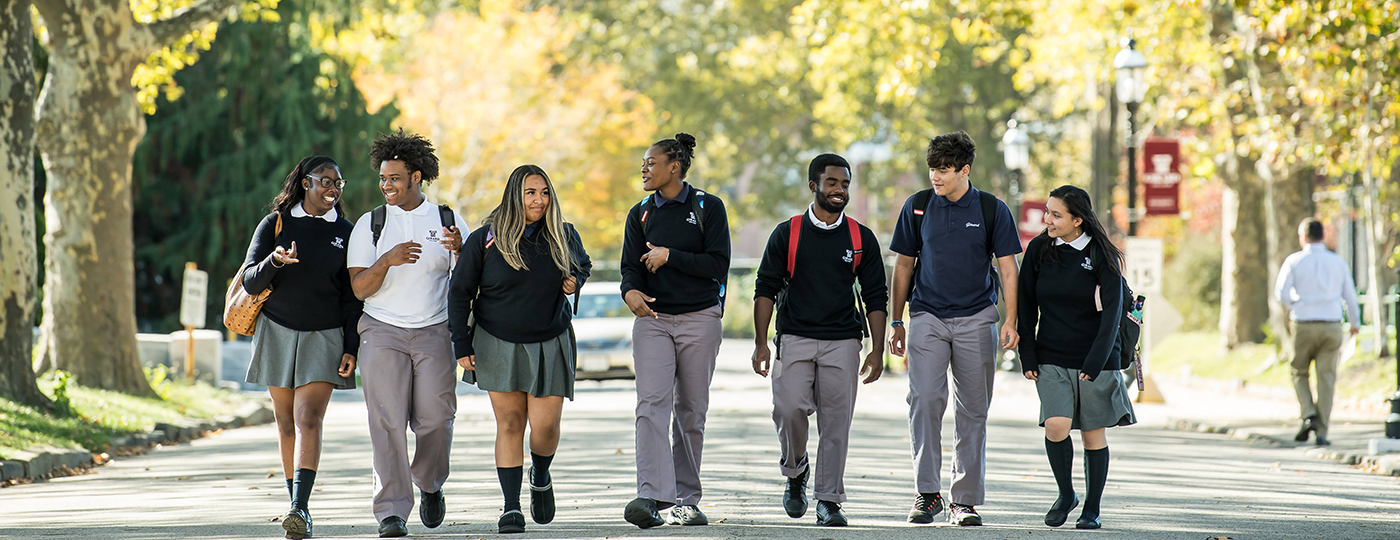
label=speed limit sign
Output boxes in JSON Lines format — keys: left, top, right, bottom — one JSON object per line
{"left": 1125, "top": 237, "right": 1163, "bottom": 294}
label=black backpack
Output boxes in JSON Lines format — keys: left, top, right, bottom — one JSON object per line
{"left": 909, "top": 188, "right": 1002, "bottom": 293}
{"left": 1088, "top": 241, "right": 1143, "bottom": 370}
{"left": 633, "top": 188, "right": 725, "bottom": 310}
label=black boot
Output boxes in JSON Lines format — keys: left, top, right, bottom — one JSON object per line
{"left": 1077, "top": 447, "right": 1109, "bottom": 529}
{"left": 1044, "top": 437, "right": 1079, "bottom": 527}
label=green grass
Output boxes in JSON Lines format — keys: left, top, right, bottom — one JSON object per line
{"left": 0, "top": 372, "right": 255, "bottom": 460}
{"left": 1149, "top": 330, "right": 1400, "bottom": 399}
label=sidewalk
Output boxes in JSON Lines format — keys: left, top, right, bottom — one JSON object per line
{"left": 1133, "top": 373, "right": 1400, "bottom": 476}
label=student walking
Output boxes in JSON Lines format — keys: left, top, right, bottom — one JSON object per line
{"left": 346, "top": 130, "right": 466, "bottom": 538}
{"left": 1273, "top": 218, "right": 1361, "bottom": 447}
{"left": 751, "top": 153, "right": 888, "bottom": 527}
{"left": 1017, "top": 185, "right": 1136, "bottom": 530}
{"left": 888, "top": 131, "right": 1022, "bottom": 527}
{"left": 239, "top": 155, "right": 362, "bottom": 540}
{"left": 620, "top": 133, "right": 731, "bottom": 529}
{"left": 448, "top": 165, "right": 592, "bottom": 534}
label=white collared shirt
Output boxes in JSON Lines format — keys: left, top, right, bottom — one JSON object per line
{"left": 291, "top": 203, "right": 338, "bottom": 222}
{"left": 347, "top": 199, "right": 468, "bottom": 328}
{"left": 806, "top": 203, "right": 844, "bottom": 231}
{"left": 1274, "top": 243, "right": 1361, "bottom": 325}
{"left": 1052, "top": 231, "right": 1092, "bottom": 251}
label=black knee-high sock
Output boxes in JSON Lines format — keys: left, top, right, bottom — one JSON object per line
{"left": 1045, "top": 437, "right": 1076, "bottom": 507}
{"left": 530, "top": 452, "right": 554, "bottom": 487}
{"left": 292, "top": 468, "right": 317, "bottom": 511}
{"left": 498, "top": 466, "right": 523, "bottom": 512}
{"left": 1083, "top": 447, "right": 1110, "bottom": 518}
{"left": 287, "top": 478, "right": 295, "bottom": 501}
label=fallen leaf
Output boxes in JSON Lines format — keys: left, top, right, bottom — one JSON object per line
{"left": 1206, "top": 536, "right": 1233, "bottom": 540}
{"left": 248, "top": 487, "right": 260, "bottom": 490}
{"left": 615, "top": 449, "right": 623, "bottom": 454}
{"left": 270, "top": 517, "right": 281, "bottom": 522}
{"left": 266, "top": 472, "right": 276, "bottom": 478}
{"left": 314, "top": 488, "right": 322, "bottom": 492}
{"left": 177, "top": 476, "right": 192, "bottom": 481}
{"left": 715, "top": 518, "right": 727, "bottom": 523}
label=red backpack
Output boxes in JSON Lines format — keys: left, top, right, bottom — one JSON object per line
{"left": 776, "top": 214, "right": 870, "bottom": 338}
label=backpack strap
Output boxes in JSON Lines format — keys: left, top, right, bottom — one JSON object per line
{"left": 978, "top": 191, "right": 998, "bottom": 259}
{"left": 370, "top": 205, "right": 386, "bottom": 246}
{"left": 846, "top": 215, "right": 863, "bottom": 274}
{"left": 438, "top": 204, "right": 455, "bottom": 230}
{"left": 484, "top": 225, "right": 496, "bottom": 250}
{"left": 785, "top": 215, "right": 803, "bottom": 277}
{"left": 911, "top": 188, "right": 934, "bottom": 233}
{"left": 692, "top": 189, "right": 706, "bottom": 234}
{"left": 637, "top": 195, "right": 654, "bottom": 236}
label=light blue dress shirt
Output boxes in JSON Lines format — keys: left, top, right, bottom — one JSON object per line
{"left": 1273, "top": 243, "right": 1361, "bottom": 327}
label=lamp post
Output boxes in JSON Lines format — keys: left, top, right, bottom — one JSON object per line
{"left": 1002, "top": 120, "right": 1030, "bottom": 220}
{"left": 1114, "top": 38, "right": 1149, "bottom": 236}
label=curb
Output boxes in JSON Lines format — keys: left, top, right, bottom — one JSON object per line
{"left": 1167, "top": 420, "right": 1400, "bottom": 477}
{"left": 0, "top": 402, "right": 274, "bottom": 487}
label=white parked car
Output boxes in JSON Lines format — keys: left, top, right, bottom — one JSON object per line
{"left": 572, "top": 281, "right": 635, "bottom": 380}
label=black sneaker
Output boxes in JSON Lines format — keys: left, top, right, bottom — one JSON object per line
{"left": 815, "top": 500, "right": 847, "bottom": 527}
{"left": 420, "top": 489, "right": 445, "bottom": 528}
{"left": 783, "top": 465, "right": 809, "bottom": 518}
{"left": 529, "top": 466, "right": 556, "bottom": 524}
{"left": 377, "top": 516, "right": 408, "bottom": 538}
{"left": 950, "top": 503, "right": 982, "bottom": 526}
{"left": 623, "top": 497, "right": 665, "bottom": 529}
{"left": 666, "top": 504, "right": 709, "bottom": 526}
{"left": 282, "top": 507, "right": 311, "bottom": 539}
{"left": 498, "top": 509, "right": 526, "bottom": 534}
{"left": 907, "top": 493, "right": 944, "bottom": 524}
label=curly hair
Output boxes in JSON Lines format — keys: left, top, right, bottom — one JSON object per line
{"left": 652, "top": 132, "right": 698, "bottom": 179}
{"left": 926, "top": 130, "right": 976, "bottom": 171}
{"left": 369, "top": 128, "right": 441, "bottom": 184}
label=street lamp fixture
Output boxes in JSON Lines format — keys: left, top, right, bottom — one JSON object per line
{"left": 1114, "top": 38, "right": 1150, "bottom": 236}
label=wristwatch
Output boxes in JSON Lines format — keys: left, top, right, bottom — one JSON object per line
{"left": 890, "top": 320, "right": 904, "bottom": 328}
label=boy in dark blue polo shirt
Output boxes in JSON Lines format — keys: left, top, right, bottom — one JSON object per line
{"left": 887, "top": 131, "right": 1022, "bottom": 527}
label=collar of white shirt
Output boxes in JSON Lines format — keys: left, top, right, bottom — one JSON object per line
{"left": 291, "top": 203, "right": 338, "bottom": 222}
{"left": 806, "top": 203, "right": 845, "bottom": 231}
{"left": 1053, "top": 232, "right": 1092, "bottom": 251}
{"left": 1304, "top": 242, "right": 1327, "bottom": 251}
{"left": 386, "top": 198, "right": 434, "bottom": 216}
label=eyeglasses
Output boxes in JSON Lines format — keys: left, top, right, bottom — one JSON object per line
{"left": 307, "top": 174, "right": 347, "bottom": 190}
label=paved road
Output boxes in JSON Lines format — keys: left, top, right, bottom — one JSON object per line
{"left": 3, "top": 341, "right": 1399, "bottom": 539}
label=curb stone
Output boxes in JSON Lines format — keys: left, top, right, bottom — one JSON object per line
{"left": 1168, "top": 419, "right": 1400, "bottom": 477}
{"left": 0, "top": 403, "right": 274, "bottom": 487}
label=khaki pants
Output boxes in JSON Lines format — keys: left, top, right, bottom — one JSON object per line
{"left": 771, "top": 335, "right": 862, "bottom": 503}
{"left": 1290, "top": 321, "right": 1343, "bottom": 438}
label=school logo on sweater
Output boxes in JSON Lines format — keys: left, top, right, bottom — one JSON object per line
{"left": 425, "top": 228, "right": 440, "bottom": 243}
{"left": 1081, "top": 257, "right": 1093, "bottom": 270}
{"left": 843, "top": 249, "right": 854, "bottom": 263}
{"left": 331, "top": 237, "right": 345, "bottom": 249}
{"left": 687, "top": 212, "right": 698, "bottom": 225}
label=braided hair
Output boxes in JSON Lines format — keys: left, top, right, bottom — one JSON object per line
{"left": 270, "top": 155, "right": 340, "bottom": 215}
{"left": 369, "top": 128, "right": 441, "bottom": 184}
{"left": 652, "top": 132, "right": 698, "bottom": 179}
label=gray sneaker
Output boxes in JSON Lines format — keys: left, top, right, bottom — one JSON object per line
{"left": 666, "top": 504, "right": 709, "bottom": 526}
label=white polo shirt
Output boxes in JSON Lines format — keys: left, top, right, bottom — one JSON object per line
{"left": 347, "top": 200, "right": 468, "bottom": 329}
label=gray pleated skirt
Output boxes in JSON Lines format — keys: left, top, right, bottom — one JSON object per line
{"left": 463, "top": 326, "right": 575, "bottom": 400}
{"left": 1035, "top": 364, "right": 1136, "bottom": 431}
{"left": 245, "top": 314, "right": 355, "bottom": 390}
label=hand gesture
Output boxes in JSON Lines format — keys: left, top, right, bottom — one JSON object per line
{"left": 625, "top": 289, "right": 657, "bottom": 318}
{"left": 272, "top": 241, "right": 300, "bottom": 266}
{"left": 1024, "top": 370, "right": 1038, "bottom": 381}
{"left": 563, "top": 276, "right": 579, "bottom": 294}
{"left": 889, "top": 325, "right": 907, "bottom": 357}
{"left": 338, "top": 354, "right": 357, "bottom": 377}
{"left": 752, "top": 341, "right": 772, "bottom": 377}
{"left": 642, "top": 243, "right": 670, "bottom": 273}
{"left": 384, "top": 240, "right": 422, "bottom": 267}
{"left": 860, "top": 350, "right": 884, "bottom": 384}
{"left": 441, "top": 226, "right": 463, "bottom": 255}
{"left": 458, "top": 355, "right": 476, "bottom": 371}
{"left": 1000, "top": 325, "right": 1019, "bottom": 350}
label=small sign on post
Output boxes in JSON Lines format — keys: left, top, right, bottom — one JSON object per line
{"left": 180, "top": 262, "right": 209, "bottom": 383}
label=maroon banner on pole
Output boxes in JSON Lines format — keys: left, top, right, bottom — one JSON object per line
{"left": 1142, "top": 138, "right": 1182, "bottom": 216}
{"left": 1018, "top": 199, "right": 1046, "bottom": 249}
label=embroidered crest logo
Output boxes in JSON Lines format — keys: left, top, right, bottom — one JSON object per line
{"left": 1081, "top": 257, "right": 1093, "bottom": 270}
{"left": 687, "top": 212, "right": 698, "bottom": 225}
{"left": 843, "top": 249, "right": 854, "bottom": 263}
{"left": 426, "top": 228, "right": 440, "bottom": 243}
{"left": 331, "top": 237, "right": 345, "bottom": 249}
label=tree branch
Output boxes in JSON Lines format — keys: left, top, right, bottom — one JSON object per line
{"left": 144, "top": 0, "right": 242, "bottom": 52}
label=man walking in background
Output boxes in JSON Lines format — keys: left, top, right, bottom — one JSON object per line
{"left": 1273, "top": 218, "right": 1361, "bottom": 447}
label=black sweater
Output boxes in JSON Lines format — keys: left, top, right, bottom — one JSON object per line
{"left": 240, "top": 211, "right": 362, "bottom": 356}
{"left": 619, "top": 184, "right": 731, "bottom": 315}
{"left": 449, "top": 222, "right": 592, "bottom": 358}
{"left": 754, "top": 214, "right": 888, "bottom": 340}
{"left": 1016, "top": 235, "right": 1122, "bottom": 381}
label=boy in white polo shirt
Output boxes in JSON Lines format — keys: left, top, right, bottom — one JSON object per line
{"left": 347, "top": 129, "right": 466, "bottom": 538}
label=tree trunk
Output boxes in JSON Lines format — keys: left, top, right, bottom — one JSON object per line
{"left": 0, "top": 0, "right": 51, "bottom": 408}
{"left": 1219, "top": 154, "right": 1270, "bottom": 348}
{"left": 1265, "top": 166, "right": 1316, "bottom": 347}
{"left": 1090, "top": 81, "right": 1120, "bottom": 232}
{"left": 31, "top": 0, "right": 241, "bottom": 395}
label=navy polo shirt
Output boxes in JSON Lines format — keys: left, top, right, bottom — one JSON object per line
{"left": 889, "top": 186, "right": 1022, "bottom": 318}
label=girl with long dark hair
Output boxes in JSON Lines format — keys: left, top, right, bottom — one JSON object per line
{"left": 240, "top": 155, "right": 362, "bottom": 539}
{"left": 1016, "top": 185, "right": 1136, "bottom": 530}
{"left": 448, "top": 164, "right": 591, "bottom": 534}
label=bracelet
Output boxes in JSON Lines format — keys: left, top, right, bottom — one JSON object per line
{"left": 890, "top": 320, "right": 904, "bottom": 328}
{"left": 270, "top": 258, "right": 285, "bottom": 268}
